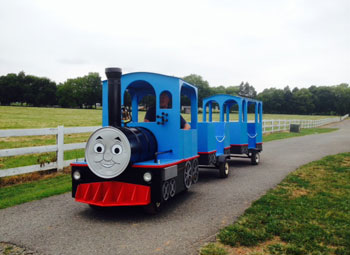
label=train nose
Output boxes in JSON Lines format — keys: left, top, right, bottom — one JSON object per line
{"left": 85, "top": 127, "right": 131, "bottom": 179}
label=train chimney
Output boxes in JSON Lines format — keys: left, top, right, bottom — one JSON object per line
{"left": 105, "top": 67, "right": 122, "bottom": 127}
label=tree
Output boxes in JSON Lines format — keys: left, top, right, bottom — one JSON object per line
{"left": 334, "top": 83, "right": 350, "bottom": 115}
{"left": 225, "top": 85, "right": 240, "bottom": 96}
{"left": 292, "top": 88, "right": 315, "bottom": 114}
{"left": 23, "top": 75, "right": 57, "bottom": 106}
{"left": 183, "top": 74, "right": 211, "bottom": 107}
{"left": 56, "top": 73, "right": 102, "bottom": 108}
{"left": 309, "top": 86, "right": 336, "bottom": 115}
{"left": 0, "top": 72, "right": 26, "bottom": 105}
{"left": 238, "top": 82, "right": 257, "bottom": 98}
{"left": 257, "top": 88, "right": 284, "bottom": 113}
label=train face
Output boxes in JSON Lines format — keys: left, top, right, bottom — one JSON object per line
{"left": 85, "top": 127, "right": 131, "bottom": 179}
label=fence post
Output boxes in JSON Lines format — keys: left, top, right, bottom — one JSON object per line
{"left": 57, "top": 126, "right": 64, "bottom": 171}
{"left": 271, "top": 120, "right": 274, "bottom": 133}
{"left": 278, "top": 119, "right": 281, "bottom": 131}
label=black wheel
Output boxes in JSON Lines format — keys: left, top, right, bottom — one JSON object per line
{"left": 143, "top": 202, "right": 162, "bottom": 214}
{"left": 251, "top": 151, "right": 260, "bottom": 165}
{"left": 209, "top": 153, "right": 217, "bottom": 165}
{"left": 192, "top": 158, "right": 199, "bottom": 184}
{"left": 184, "top": 161, "right": 192, "bottom": 189}
{"left": 218, "top": 160, "right": 229, "bottom": 178}
{"left": 169, "top": 179, "right": 176, "bottom": 198}
{"left": 161, "top": 181, "right": 170, "bottom": 201}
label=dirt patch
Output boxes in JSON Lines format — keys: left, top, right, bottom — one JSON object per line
{"left": 224, "top": 237, "right": 287, "bottom": 255}
{"left": 290, "top": 188, "right": 309, "bottom": 198}
{"left": 341, "top": 157, "right": 350, "bottom": 167}
{"left": 0, "top": 242, "right": 39, "bottom": 255}
{"left": 0, "top": 167, "right": 70, "bottom": 188}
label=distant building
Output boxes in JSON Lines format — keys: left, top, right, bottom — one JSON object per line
{"left": 182, "top": 106, "right": 191, "bottom": 114}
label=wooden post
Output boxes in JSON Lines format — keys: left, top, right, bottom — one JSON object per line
{"left": 57, "top": 126, "right": 64, "bottom": 171}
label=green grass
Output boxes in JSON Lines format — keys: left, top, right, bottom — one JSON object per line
{"left": 0, "top": 106, "right": 102, "bottom": 129}
{"left": 263, "top": 128, "right": 338, "bottom": 142}
{"left": 0, "top": 149, "right": 84, "bottom": 170}
{"left": 0, "top": 106, "right": 335, "bottom": 129}
{"left": 0, "top": 173, "right": 71, "bottom": 209}
{"left": 201, "top": 152, "right": 350, "bottom": 255}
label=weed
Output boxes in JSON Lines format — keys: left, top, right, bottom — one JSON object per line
{"left": 200, "top": 243, "right": 228, "bottom": 255}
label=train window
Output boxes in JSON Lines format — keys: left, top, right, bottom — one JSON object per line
{"left": 203, "top": 101, "right": 219, "bottom": 122}
{"left": 228, "top": 103, "right": 239, "bottom": 122}
{"left": 180, "top": 84, "right": 197, "bottom": 129}
{"left": 242, "top": 100, "right": 246, "bottom": 122}
{"left": 248, "top": 102, "right": 256, "bottom": 123}
{"left": 124, "top": 81, "right": 156, "bottom": 123}
{"left": 141, "top": 95, "right": 156, "bottom": 122}
{"left": 258, "top": 103, "right": 262, "bottom": 123}
{"left": 160, "top": 91, "right": 172, "bottom": 109}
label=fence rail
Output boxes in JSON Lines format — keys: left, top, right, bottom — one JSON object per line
{"left": 0, "top": 126, "right": 100, "bottom": 178}
{"left": 262, "top": 117, "right": 343, "bottom": 133}
{"left": 0, "top": 115, "right": 348, "bottom": 178}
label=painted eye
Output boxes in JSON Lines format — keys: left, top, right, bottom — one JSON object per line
{"left": 94, "top": 143, "right": 105, "bottom": 153}
{"left": 112, "top": 144, "right": 122, "bottom": 155}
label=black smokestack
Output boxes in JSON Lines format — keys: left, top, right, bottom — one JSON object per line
{"left": 105, "top": 67, "right": 122, "bottom": 127}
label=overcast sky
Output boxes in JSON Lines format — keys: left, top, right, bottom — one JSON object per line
{"left": 0, "top": 0, "right": 349, "bottom": 92}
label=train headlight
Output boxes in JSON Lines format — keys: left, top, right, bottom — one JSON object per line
{"left": 73, "top": 171, "right": 81, "bottom": 180}
{"left": 143, "top": 172, "right": 152, "bottom": 182}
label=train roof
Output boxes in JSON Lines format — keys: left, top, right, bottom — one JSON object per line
{"left": 204, "top": 94, "right": 262, "bottom": 104}
{"left": 121, "top": 72, "right": 197, "bottom": 92}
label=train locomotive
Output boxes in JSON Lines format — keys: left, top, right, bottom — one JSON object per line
{"left": 71, "top": 67, "right": 263, "bottom": 213}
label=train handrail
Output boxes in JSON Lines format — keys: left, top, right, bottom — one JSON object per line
{"left": 248, "top": 133, "right": 258, "bottom": 139}
{"left": 215, "top": 136, "right": 225, "bottom": 142}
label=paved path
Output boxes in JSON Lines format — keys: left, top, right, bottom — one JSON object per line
{"left": 1, "top": 120, "right": 350, "bottom": 255}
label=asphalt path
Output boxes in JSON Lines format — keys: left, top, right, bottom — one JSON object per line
{"left": 1, "top": 119, "right": 350, "bottom": 255}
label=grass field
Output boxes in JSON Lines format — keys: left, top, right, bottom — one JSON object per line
{"left": 0, "top": 106, "right": 338, "bottom": 170}
{"left": 201, "top": 152, "right": 350, "bottom": 255}
{"left": 0, "top": 106, "right": 335, "bottom": 129}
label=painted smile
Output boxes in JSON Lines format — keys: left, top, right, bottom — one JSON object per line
{"left": 101, "top": 161, "right": 120, "bottom": 168}
{"left": 102, "top": 163, "right": 114, "bottom": 168}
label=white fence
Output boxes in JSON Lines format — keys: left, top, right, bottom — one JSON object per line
{"left": 262, "top": 117, "right": 344, "bottom": 133}
{"left": 0, "top": 115, "right": 348, "bottom": 178}
{"left": 0, "top": 126, "right": 100, "bottom": 178}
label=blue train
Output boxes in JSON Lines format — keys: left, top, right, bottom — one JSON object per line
{"left": 71, "top": 68, "right": 263, "bottom": 213}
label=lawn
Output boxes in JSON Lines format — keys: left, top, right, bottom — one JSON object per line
{"left": 0, "top": 106, "right": 337, "bottom": 170}
{"left": 0, "top": 106, "right": 335, "bottom": 129}
{"left": 201, "top": 152, "right": 350, "bottom": 255}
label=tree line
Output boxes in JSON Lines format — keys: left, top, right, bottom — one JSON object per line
{"left": 0, "top": 72, "right": 102, "bottom": 108}
{"left": 183, "top": 74, "right": 349, "bottom": 116}
{"left": 0, "top": 71, "right": 349, "bottom": 115}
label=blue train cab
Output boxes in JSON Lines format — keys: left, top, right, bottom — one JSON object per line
{"left": 101, "top": 72, "right": 199, "bottom": 206}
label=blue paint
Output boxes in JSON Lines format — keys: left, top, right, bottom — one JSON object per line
{"left": 102, "top": 71, "right": 263, "bottom": 166}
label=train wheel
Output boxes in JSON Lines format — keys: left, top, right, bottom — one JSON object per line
{"left": 143, "top": 202, "right": 162, "bottom": 214}
{"left": 162, "top": 181, "right": 170, "bottom": 201}
{"left": 192, "top": 158, "right": 199, "bottom": 184}
{"left": 218, "top": 160, "right": 229, "bottom": 178}
{"left": 209, "top": 153, "right": 216, "bottom": 166}
{"left": 251, "top": 151, "right": 260, "bottom": 165}
{"left": 169, "top": 179, "right": 176, "bottom": 198}
{"left": 184, "top": 161, "right": 192, "bottom": 189}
